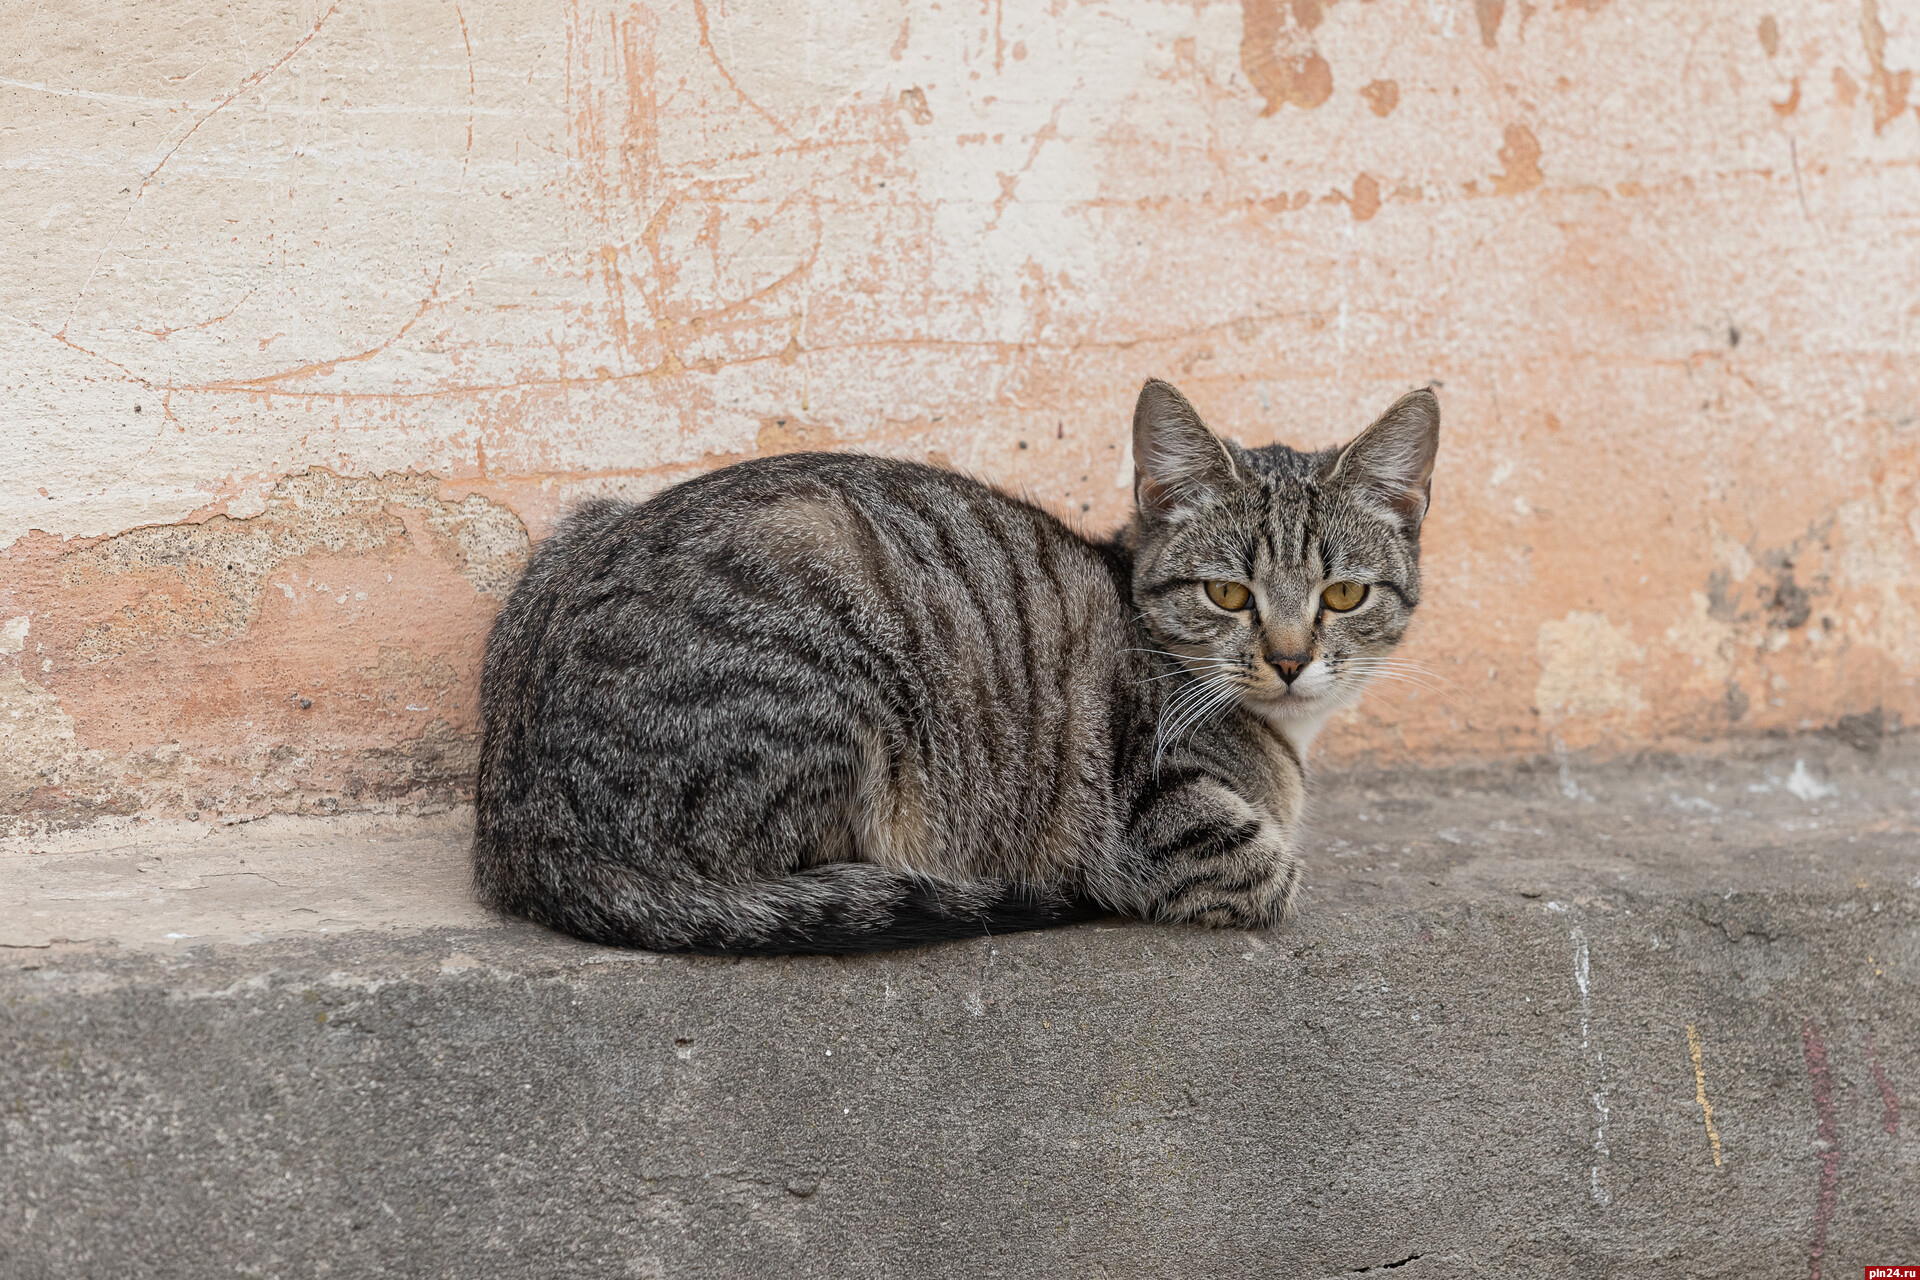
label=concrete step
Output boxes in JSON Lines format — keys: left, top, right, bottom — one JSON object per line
{"left": 4, "top": 736, "right": 1917, "bottom": 1278}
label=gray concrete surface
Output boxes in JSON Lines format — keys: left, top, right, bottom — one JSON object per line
{"left": 3, "top": 734, "right": 1917, "bottom": 1279}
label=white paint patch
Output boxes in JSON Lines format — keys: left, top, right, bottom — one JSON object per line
{"left": 0, "top": 616, "right": 27, "bottom": 654}
{"left": 1535, "top": 612, "right": 1645, "bottom": 723}
{"left": 1664, "top": 591, "right": 1738, "bottom": 684}
{"left": 1572, "top": 928, "right": 1611, "bottom": 1208}
{"left": 1708, "top": 519, "right": 1754, "bottom": 583}
{"left": 1554, "top": 740, "right": 1594, "bottom": 802}
{"left": 1785, "top": 759, "right": 1838, "bottom": 803}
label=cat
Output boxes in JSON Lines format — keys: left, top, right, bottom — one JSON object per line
{"left": 473, "top": 379, "right": 1439, "bottom": 954}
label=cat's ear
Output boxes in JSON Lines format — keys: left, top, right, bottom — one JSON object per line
{"left": 1322, "top": 388, "right": 1440, "bottom": 530}
{"left": 1132, "top": 379, "right": 1239, "bottom": 518}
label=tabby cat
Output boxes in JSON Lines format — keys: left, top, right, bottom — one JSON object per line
{"left": 474, "top": 379, "right": 1439, "bottom": 954}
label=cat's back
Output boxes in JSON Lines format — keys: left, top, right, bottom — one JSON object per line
{"left": 516, "top": 451, "right": 1127, "bottom": 632}
{"left": 638, "top": 450, "right": 1092, "bottom": 561}
{"left": 487, "top": 451, "right": 1135, "bottom": 737}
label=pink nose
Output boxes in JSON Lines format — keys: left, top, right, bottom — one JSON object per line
{"left": 1269, "top": 653, "right": 1310, "bottom": 685}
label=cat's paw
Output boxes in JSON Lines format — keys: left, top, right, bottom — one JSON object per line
{"left": 1143, "top": 831, "right": 1302, "bottom": 931}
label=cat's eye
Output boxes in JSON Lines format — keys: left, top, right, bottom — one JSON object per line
{"left": 1322, "top": 581, "right": 1368, "bottom": 612}
{"left": 1204, "top": 580, "right": 1251, "bottom": 611}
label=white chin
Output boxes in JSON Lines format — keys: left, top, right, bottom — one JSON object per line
{"left": 1251, "top": 683, "right": 1362, "bottom": 753}
{"left": 1258, "top": 692, "right": 1325, "bottom": 720}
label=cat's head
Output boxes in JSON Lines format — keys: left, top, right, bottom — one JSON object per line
{"left": 1127, "top": 378, "right": 1440, "bottom": 746}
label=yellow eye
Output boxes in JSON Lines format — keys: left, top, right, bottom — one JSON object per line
{"left": 1322, "top": 581, "right": 1367, "bottom": 612}
{"left": 1205, "top": 580, "right": 1251, "bottom": 611}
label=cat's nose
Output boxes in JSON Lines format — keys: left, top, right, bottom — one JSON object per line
{"left": 1268, "top": 652, "right": 1311, "bottom": 685}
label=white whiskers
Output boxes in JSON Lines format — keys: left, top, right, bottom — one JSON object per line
{"left": 1150, "top": 668, "right": 1248, "bottom": 775}
{"left": 1123, "top": 650, "right": 1246, "bottom": 687}
{"left": 1337, "top": 656, "right": 1460, "bottom": 704}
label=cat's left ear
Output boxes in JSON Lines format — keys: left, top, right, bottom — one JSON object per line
{"left": 1322, "top": 388, "right": 1440, "bottom": 530}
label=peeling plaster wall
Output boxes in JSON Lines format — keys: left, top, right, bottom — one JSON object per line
{"left": 4, "top": 0, "right": 1918, "bottom": 830}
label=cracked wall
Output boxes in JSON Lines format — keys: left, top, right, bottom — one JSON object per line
{"left": 4, "top": 0, "right": 1918, "bottom": 830}
{"left": 3, "top": 472, "right": 526, "bottom": 830}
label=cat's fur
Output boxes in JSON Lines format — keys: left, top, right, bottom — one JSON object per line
{"left": 473, "top": 380, "right": 1439, "bottom": 954}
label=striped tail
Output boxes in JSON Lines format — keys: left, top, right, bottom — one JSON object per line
{"left": 482, "top": 858, "right": 1101, "bottom": 956}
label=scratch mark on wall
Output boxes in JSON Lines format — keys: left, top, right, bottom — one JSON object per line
{"left": 139, "top": 3, "right": 339, "bottom": 191}
{"left": 46, "top": 326, "right": 144, "bottom": 382}
{"left": 66, "top": 3, "right": 342, "bottom": 328}
{"left": 137, "top": 287, "right": 255, "bottom": 342}
{"left": 0, "top": 77, "right": 220, "bottom": 108}
{"left": 1800, "top": 1018, "right": 1841, "bottom": 1280}
{"left": 1572, "top": 929, "right": 1610, "bottom": 1207}
{"left": 140, "top": 306, "right": 1310, "bottom": 407}
{"left": 208, "top": 267, "right": 447, "bottom": 394}
{"left": 691, "top": 0, "right": 793, "bottom": 139}
{"left": 455, "top": 5, "right": 476, "bottom": 185}
{"left": 616, "top": 7, "right": 662, "bottom": 210}
{"left": 1788, "top": 137, "right": 1812, "bottom": 222}
{"left": 1686, "top": 1024, "right": 1724, "bottom": 1166}
{"left": 1863, "top": 1031, "right": 1901, "bottom": 1135}
{"left": 987, "top": 103, "right": 1065, "bottom": 227}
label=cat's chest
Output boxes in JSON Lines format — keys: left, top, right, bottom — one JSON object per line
{"left": 1225, "top": 714, "right": 1309, "bottom": 827}
{"left": 1266, "top": 703, "right": 1337, "bottom": 760}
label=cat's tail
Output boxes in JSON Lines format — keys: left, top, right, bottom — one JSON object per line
{"left": 481, "top": 857, "right": 1102, "bottom": 956}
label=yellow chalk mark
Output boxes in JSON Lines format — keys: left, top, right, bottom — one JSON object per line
{"left": 1687, "top": 1024, "right": 1724, "bottom": 1167}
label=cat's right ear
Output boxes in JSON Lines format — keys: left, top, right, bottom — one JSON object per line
{"left": 1132, "top": 379, "right": 1238, "bottom": 519}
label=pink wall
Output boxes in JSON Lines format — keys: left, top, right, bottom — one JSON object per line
{"left": 4, "top": 0, "right": 1916, "bottom": 829}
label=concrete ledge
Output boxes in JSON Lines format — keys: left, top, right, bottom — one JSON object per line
{"left": 4, "top": 738, "right": 1917, "bottom": 1278}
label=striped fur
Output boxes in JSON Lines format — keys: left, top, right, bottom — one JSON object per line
{"left": 474, "top": 380, "right": 1440, "bottom": 953}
